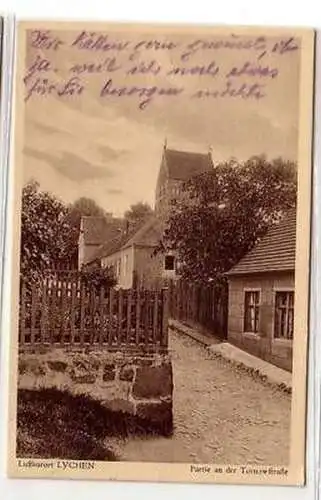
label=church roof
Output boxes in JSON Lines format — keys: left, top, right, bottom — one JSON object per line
{"left": 164, "top": 148, "right": 213, "bottom": 180}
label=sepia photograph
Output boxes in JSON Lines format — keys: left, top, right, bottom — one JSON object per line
{"left": 7, "top": 21, "right": 314, "bottom": 485}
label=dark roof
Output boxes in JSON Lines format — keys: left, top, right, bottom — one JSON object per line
{"left": 92, "top": 216, "right": 162, "bottom": 261}
{"left": 164, "top": 148, "right": 213, "bottom": 180}
{"left": 80, "top": 216, "right": 123, "bottom": 245}
{"left": 227, "top": 209, "right": 296, "bottom": 276}
{"left": 122, "top": 216, "right": 162, "bottom": 249}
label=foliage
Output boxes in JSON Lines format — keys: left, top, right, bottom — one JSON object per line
{"left": 124, "top": 202, "right": 154, "bottom": 232}
{"left": 162, "top": 156, "right": 297, "bottom": 283}
{"left": 20, "top": 180, "right": 77, "bottom": 283}
{"left": 70, "top": 197, "right": 108, "bottom": 218}
{"left": 17, "top": 387, "right": 171, "bottom": 460}
{"left": 20, "top": 184, "right": 111, "bottom": 282}
{"left": 80, "top": 264, "right": 117, "bottom": 292}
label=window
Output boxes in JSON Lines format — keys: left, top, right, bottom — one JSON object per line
{"left": 274, "top": 291, "right": 294, "bottom": 339}
{"left": 164, "top": 255, "right": 175, "bottom": 271}
{"left": 244, "top": 291, "right": 260, "bottom": 333}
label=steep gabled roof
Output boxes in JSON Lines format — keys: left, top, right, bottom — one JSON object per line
{"left": 92, "top": 216, "right": 162, "bottom": 261}
{"left": 164, "top": 148, "right": 213, "bottom": 180}
{"left": 122, "top": 216, "right": 162, "bottom": 249}
{"left": 80, "top": 216, "right": 123, "bottom": 245}
{"left": 227, "top": 209, "right": 296, "bottom": 276}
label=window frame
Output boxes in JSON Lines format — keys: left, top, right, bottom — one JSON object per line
{"left": 164, "top": 254, "right": 175, "bottom": 271}
{"left": 243, "top": 288, "right": 261, "bottom": 334}
{"left": 273, "top": 289, "right": 294, "bottom": 341}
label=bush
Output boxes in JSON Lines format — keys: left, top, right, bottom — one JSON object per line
{"left": 80, "top": 265, "right": 117, "bottom": 293}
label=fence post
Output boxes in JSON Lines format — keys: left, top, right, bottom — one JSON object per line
{"left": 126, "top": 289, "right": 132, "bottom": 343}
{"left": 30, "top": 284, "right": 37, "bottom": 346}
{"left": 70, "top": 282, "right": 76, "bottom": 344}
{"left": 20, "top": 282, "right": 26, "bottom": 345}
{"left": 117, "top": 289, "right": 123, "bottom": 345}
{"left": 61, "top": 280, "right": 67, "bottom": 345}
{"left": 40, "top": 281, "right": 47, "bottom": 343}
{"left": 99, "top": 287, "right": 105, "bottom": 345}
{"left": 161, "top": 287, "right": 169, "bottom": 348}
{"left": 144, "top": 290, "right": 149, "bottom": 347}
{"left": 108, "top": 287, "right": 115, "bottom": 346}
{"left": 152, "top": 290, "right": 159, "bottom": 344}
{"left": 135, "top": 287, "right": 141, "bottom": 345}
{"left": 80, "top": 286, "right": 85, "bottom": 346}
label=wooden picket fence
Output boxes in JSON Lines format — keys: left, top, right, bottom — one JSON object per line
{"left": 168, "top": 279, "right": 228, "bottom": 340}
{"left": 19, "top": 278, "right": 169, "bottom": 350}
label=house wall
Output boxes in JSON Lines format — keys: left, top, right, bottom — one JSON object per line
{"left": 228, "top": 272, "right": 294, "bottom": 372}
{"left": 78, "top": 238, "right": 100, "bottom": 270}
{"left": 133, "top": 246, "right": 164, "bottom": 289}
{"left": 101, "top": 247, "right": 134, "bottom": 289}
{"left": 133, "top": 246, "right": 180, "bottom": 289}
{"left": 101, "top": 245, "right": 178, "bottom": 291}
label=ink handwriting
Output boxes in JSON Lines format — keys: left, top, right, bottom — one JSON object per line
{"left": 71, "top": 31, "right": 130, "bottom": 51}
{"left": 24, "top": 76, "right": 85, "bottom": 102}
{"left": 23, "top": 28, "right": 300, "bottom": 109}
{"left": 29, "top": 30, "right": 64, "bottom": 50}
{"left": 100, "top": 78, "right": 184, "bottom": 110}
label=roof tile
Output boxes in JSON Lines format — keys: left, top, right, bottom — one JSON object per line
{"left": 227, "top": 209, "right": 296, "bottom": 275}
{"left": 164, "top": 148, "right": 213, "bottom": 180}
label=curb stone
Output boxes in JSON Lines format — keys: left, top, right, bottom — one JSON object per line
{"left": 169, "top": 319, "right": 292, "bottom": 395}
{"left": 207, "top": 349, "right": 292, "bottom": 395}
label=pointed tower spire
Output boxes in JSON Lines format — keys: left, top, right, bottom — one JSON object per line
{"left": 164, "top": 137, "right": 167, "bottom": 150}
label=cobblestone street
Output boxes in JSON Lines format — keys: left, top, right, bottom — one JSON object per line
{"left": 113, "top": 329, "right": 291, "bottom": 464}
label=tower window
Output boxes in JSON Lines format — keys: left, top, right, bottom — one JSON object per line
{"left": 164, "top": 255, "right": 175, "bottom": 271}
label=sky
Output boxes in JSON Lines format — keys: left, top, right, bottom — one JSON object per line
{"left": 21, "top": 25, "right": 301, "bottom": 216}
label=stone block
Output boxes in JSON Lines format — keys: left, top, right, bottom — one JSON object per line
{"left": 70, "top": 355, "right": 100, "bottom": 383}
{"left": 133, "top": 362, "right": 173, "bottom": 399}
{"left": 19, "top": 357, "right": 46, "bottom": 376}
{"left": 103, "top": 363, "right": 116, "bottom": 382}
{"left": 136, "top": 401, "right": 173, "bottom": 435}
{"left": 119, "top": 365, "right": 134, "bottom": 382}
{"left": 134, "top": 357, "right": 154, "bottom": 367}
{"left": 18, "top": 359, "right": 28, "bottom": 375}
{"left": 71, "top": 373, "right": 97, "bottom": 384}
{"left": 47, "top": 360, "right": 68, "bottom": 372}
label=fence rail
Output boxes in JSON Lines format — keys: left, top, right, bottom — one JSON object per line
{"left": 19, "top": 279, "right": 169, "bottom": 349}
{"left": 168, "top": 280, "right": 228, "bottom": 340}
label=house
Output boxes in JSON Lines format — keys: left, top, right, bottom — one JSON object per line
{"left": 226, "top": 209, "right": 296, "bottom": 372}
{"left": 84, "top": 143, "right": 214, "bottom": 287}
{"left": 155, "top": 142, "right": 214, "bottom": 220}
{"left": 92, "top": 216, "right": 176, "bottom": 289}
{"left": 78, "top": 215, "right": 124, "bottom": 270}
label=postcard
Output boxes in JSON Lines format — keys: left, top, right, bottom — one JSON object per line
{"left": 6, "top": 20, "right": 314, "bottom": 485}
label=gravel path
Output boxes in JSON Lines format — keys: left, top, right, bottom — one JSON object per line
{"left": 112, "top": 329, "right": 291, "bottom": 464}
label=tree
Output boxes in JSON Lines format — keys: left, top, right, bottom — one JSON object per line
{"left": 20, "top": 180, "right": 77, "bottom": 282}
{"left": 69, "top": 197, "right": 108, "bottom": 219}
{"left": 124, "top": 202, "right": 153, "bottom": 232}
{"left": 162, "top": 156, "right": 297, "bottom": 284}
